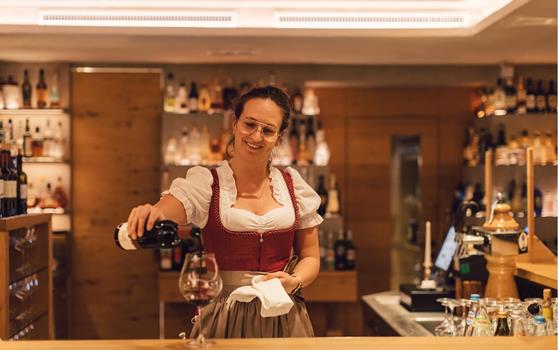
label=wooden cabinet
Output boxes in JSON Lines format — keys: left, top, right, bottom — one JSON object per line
{"left": 0, "top": 214, "right": 53, "bottom": 340}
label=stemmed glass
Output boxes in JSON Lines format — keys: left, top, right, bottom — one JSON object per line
{"left": 456, "top": 299, "right": 470, "bottom": 336}
{"left": 435, "top": 298, "right": 459, "bottom": 336}
{"left": 178, "top": 252, "right": 223, "bottom": 348}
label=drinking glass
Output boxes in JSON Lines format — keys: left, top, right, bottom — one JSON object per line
{"left": 178, "top": 252, "right": 223, "bottom": 348}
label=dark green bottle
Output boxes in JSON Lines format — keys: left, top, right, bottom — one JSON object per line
{"left": 494, "top": 311, "right": 510, "bottom": 336}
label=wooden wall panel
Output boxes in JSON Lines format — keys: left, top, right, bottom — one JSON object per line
{"left": 316, "top": 87, "right": 472, "bottom": 299}
{"left": 71, "top": 71, "right": 162, "bottom": 339}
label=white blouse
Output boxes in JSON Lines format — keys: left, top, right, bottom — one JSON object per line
{"left": 162, "top": 161, "right": 323, "bottom": 233}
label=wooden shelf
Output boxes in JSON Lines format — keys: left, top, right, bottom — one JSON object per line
{"left": 0, "top": 109, "right": 69, "bottom": 116}
{"left": 515, "top": 261, "right": 557, "bottom": 288}
{"left": 159, "top": 270, "right": 357, "bottom": 303}
{"left": 0, "top": 213, "right": 51, "bottom": 231}
{"left": 162, "top": 111, "right": 225, "bottom": 118}
{"left": 23, "top": 157, "right": 70, "bottom": 164}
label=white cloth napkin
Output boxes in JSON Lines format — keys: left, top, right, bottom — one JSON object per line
{"left": 226, "top": 275, "right": 294, "bottom": 317}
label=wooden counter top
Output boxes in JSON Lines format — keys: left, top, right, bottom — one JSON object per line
{"left": 516, "top": 261, "right": 557, "bottom": 289}
{"left": 0, "top": 336, "right": 554, "bottom": 350}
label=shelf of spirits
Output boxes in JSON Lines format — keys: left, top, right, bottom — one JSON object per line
{"left": 23, "top": 157, "right": 70, "bottom": 164}
{"left": 0, "top": 109, "right": 68, "bottom": 116}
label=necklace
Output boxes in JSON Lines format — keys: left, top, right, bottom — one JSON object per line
{"left": 237, "top": 180, "right": 268, "bottom": 199}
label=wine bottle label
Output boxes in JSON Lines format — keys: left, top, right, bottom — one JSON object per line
{"left": 116, "top": 223, "right": 137, "bottom": 250}
{"left": 0, "top": 180, "right": 4, "bottom": 197}
{"left": 536, "top": 96, "right": 547, "bottom": 110}
{"left": 548, "top": 96, "right": 557, "bottom": 108}
{"left": 526, "top": 95, "right": 536, "bottom": 109}
{"left": 4, "top": 181, "right": 16, "bottom": 198}
{"left": 20, "top": 184, "right": 27, "bottom": 199}
{"left": 346, "top": 249, "right": 356, "bottom": 261}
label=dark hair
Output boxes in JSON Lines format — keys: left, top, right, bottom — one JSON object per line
{"left": 226, "top": 85, "right": 293, "bottom": 159}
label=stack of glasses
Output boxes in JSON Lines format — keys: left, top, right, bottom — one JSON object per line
{"left": 434, "top": 294, "right": 557, "bottom": 336}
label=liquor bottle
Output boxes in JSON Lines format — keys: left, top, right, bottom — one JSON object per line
{"left": 31, "top": 126, "right": 43, "bottom": 157}
{"left": 222, "top": 78, "right": 239, "bottom": 111}
{"left": 7, "top": 119, "right": 16, "bottom": 156}
{"left": 291, "top": 88, "right": 303, "bottom": 114}
{"left": 53, "top": 177, "right": 68, "bottom": 209}
{"left": 548, "top": 80, "right": 557, "bottom": 113}
{"left": 494, "top": 123, "right": 508, "bottom": 165}
{"left": 305, "top": 117, "right": 316, "bottom": 164}
{"left": 493, "top": 78, "right": 507, "bottom": 116}
{"left": 49, "top": 73, "right": 60, "bottom": 108}
{"left": 200, "top": 126, "right": 211, "bottom": 164}
{"left": 325, "top": 231, "right": 335, "bottom": 270}
{"left": 114, "top": 220, "right": 203, "bottom": 251}
{"left": 485, "top": 87, "right": 495, "bottom": 117}
{"left": 176, "top": 82, "right": 188, "bottom": 114}
{"left": 53, "top": 121, "right": 66, "bottom": 159}
{"left": 511, "top": 179, "right": 523, "bottom": 216}
{"left": 43, "top": 120, "right": 53, "bottom": 158}
{"left": 325, "top": 174, "right": 340, "bottom": 216}
{"left": 543, "top": 131, "right": 557, "bottom": 164}
{"left": 188, "top": 124, "right": 202, "bottom": 164}
{"left": 542, "top": 289, "right": 553, "bottom": 323}
{"left": 4, "top": 75, "right": 20, "bottom": 110}
{"left": 297, "top": 118, "right": 309, "bottom": 166}
{"left": 188, "top": 82, "right": 199, "bottom": 113}
{"left": 16, "top": 151, "right": 27, "bottom": 215}
{"left": 198, "top": 84, "right": 211, "bottom": 113}
{"left": 535, "top": 80, "right": 547, "bottom": 113}
{"left": 507, "top": 134, "right": 520, "bottom": 165}
{"left": 178, "top": 127, "right": 189, "bottom": 165}
{"left": 471, "top": 300, "right": 492, "bottom": 336}
{"left": 505, "top": 78, "right": 517, "bottom": 115}
{"left": 464, "top": 294, "right": 480, "bottom": 336}
{"left": 526, "top": 78, "right": 536, "bottom": 113}
{"left": 164, "top": 73, "right": 176, "bottom": 113}
{"left": 302, "top": 88, "right": 320, "bottom": 116}
{"left": 164, "top": 136, "right": 178, "bottom": 165}
{"left": 334, "top": 230, "right": 346, "bottom": 270}
{"left": 314, "top": 118, "right": 330, "bottom": 166}
{"left": 532, "top": 130, "right": 545, "bottom": 165}
{"left": 21, "top": 69, "right": 32, "bottom": 108}
{"left": 518, "top": 129, "right": 530, "bottom": 165}
{"left": 1, "top": 149, "right": 17, "bottom": 217}
{"left": 344, "top": 229, "right": 356, "bottom": 270}
{"left": 36, "top": 69, "right": 48, "bottom": 109}
{"left": 474, "top": 88, "right": 488, "bottom": 119}
{"left": 316, "top": 175, "right": 328, "bottom": 216}
{"left": 516, "top": 76, "right": 527, "bottom": 115}
{"left": 288, "top": 119, "right": 299, "bottom": 164}
{"left": 494, "top": 311, "right": 510, "bottom": 336}
{"left": 210, "top": 79, "right": 224, "bottom": 112}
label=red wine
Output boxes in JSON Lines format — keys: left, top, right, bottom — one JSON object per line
{"left": 115, "top": 220, "right": 203, "bottom": 252}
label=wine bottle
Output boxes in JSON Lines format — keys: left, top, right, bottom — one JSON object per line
{"left": 188, "top": 82, "right": 199, "bottom": 113}
{"left": 494, "top": 311, "right": 510, "bottom": 336}
{"left": 32, "top": 126, "right": 43, "bottom": 157}
{"left": 526, "top": 78, "right": 536, "bottom": 113}
{"left": 316, "top": 175, "right": 328, "bottom": 216}
{"left": 548, "top": 80, "right": 557, "bottom": 113}
{"left": 1, "top": 149, "right": 17, "bottom": 217}
{"left": 164, "top": 73, "right": 176, "bottom": 113}
{"left": 16, "top": 151, "right": 27, "bottom": 215}
{"left": 516, "top": 76, "right": 527, "bottom": 115}
{"left": 325, "top": 231, "right": 335, "bottom": 270}
{"left": 345, "top": 229, "right": 356, "bottom": 270}
{"left": 176, "top": 82, "right": 188, "bottom": 114}
{"left": 222, "top": 78, "right": 238, "bottom": 111}
{"left": 334, "top": 230, "right": 346, "bottom": 271}
{"left": 505, "top": 78, "right": 517, "bottom": 115}
{"left": 36, "top": 69, "right": 48, "bottom": 109}
{"left": 291, "top": 88, "right": 303, "bottom": 114}
{"left": 535, "top": 80, "right": 547, "bottom": 113}
{"left": 22, "top": 69, "right": 32, "bottom": 108}
{"left": 116, "top": 220, "right": 204, "bottom": 253}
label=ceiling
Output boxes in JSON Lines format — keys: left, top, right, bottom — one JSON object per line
{"left": 0, "top": 0, "right": 555, "bottom": 65}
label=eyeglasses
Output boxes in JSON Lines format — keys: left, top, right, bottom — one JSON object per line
{"left": 238, "top": 118, "right": 279, "bottom": 141}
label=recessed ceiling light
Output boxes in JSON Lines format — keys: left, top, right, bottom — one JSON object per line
{"left": 508, "top": 16, "right": 557, "bottom": 27}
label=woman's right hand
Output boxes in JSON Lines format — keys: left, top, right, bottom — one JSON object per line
{"left": 126, "top": 204, "right": 166, "bottom": 239}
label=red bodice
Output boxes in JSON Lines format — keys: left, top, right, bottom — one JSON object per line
{"left": 202, "top": 168, "right": 299, "bottom": 272}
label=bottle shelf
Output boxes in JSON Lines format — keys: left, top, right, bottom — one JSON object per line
{"left": 23, "top": 157, "right": 69, "bottom": 164}
{"left": 464, "top": 163, "right": 558, "bottom": 169}
{"left": 27, "top": 207, "right": 68, "bottom": 215}
{"left": 162, "top": 111, "right": 225, "bottom": 118}
{"left": 0, "top": 109, "right": 69, "bottom": 116}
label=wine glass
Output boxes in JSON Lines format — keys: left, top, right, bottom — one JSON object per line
{"left": 178, "top": 252, "right": 222, "bottom": 348}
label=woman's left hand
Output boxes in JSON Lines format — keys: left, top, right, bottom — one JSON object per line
{"left": 262, "top": 271, "right": 299, "bottom": 293}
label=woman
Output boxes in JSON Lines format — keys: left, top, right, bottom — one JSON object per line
{"left": 126, "top": 85, "right": 322, "bottom": 337}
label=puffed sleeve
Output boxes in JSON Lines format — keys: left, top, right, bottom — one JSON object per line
{"left": 161, "top": 166, "right": 213, "bottom": 228}
{"left": 285, "top": 167, "right": 324, "bottom": 229}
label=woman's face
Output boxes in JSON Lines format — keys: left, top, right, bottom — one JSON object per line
{"left": 232, "top": 98, "right": 283, "bottom": 164}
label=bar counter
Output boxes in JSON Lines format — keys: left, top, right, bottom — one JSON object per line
{"left": 0, "top": 336, "right": 555, "bottom": 350}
